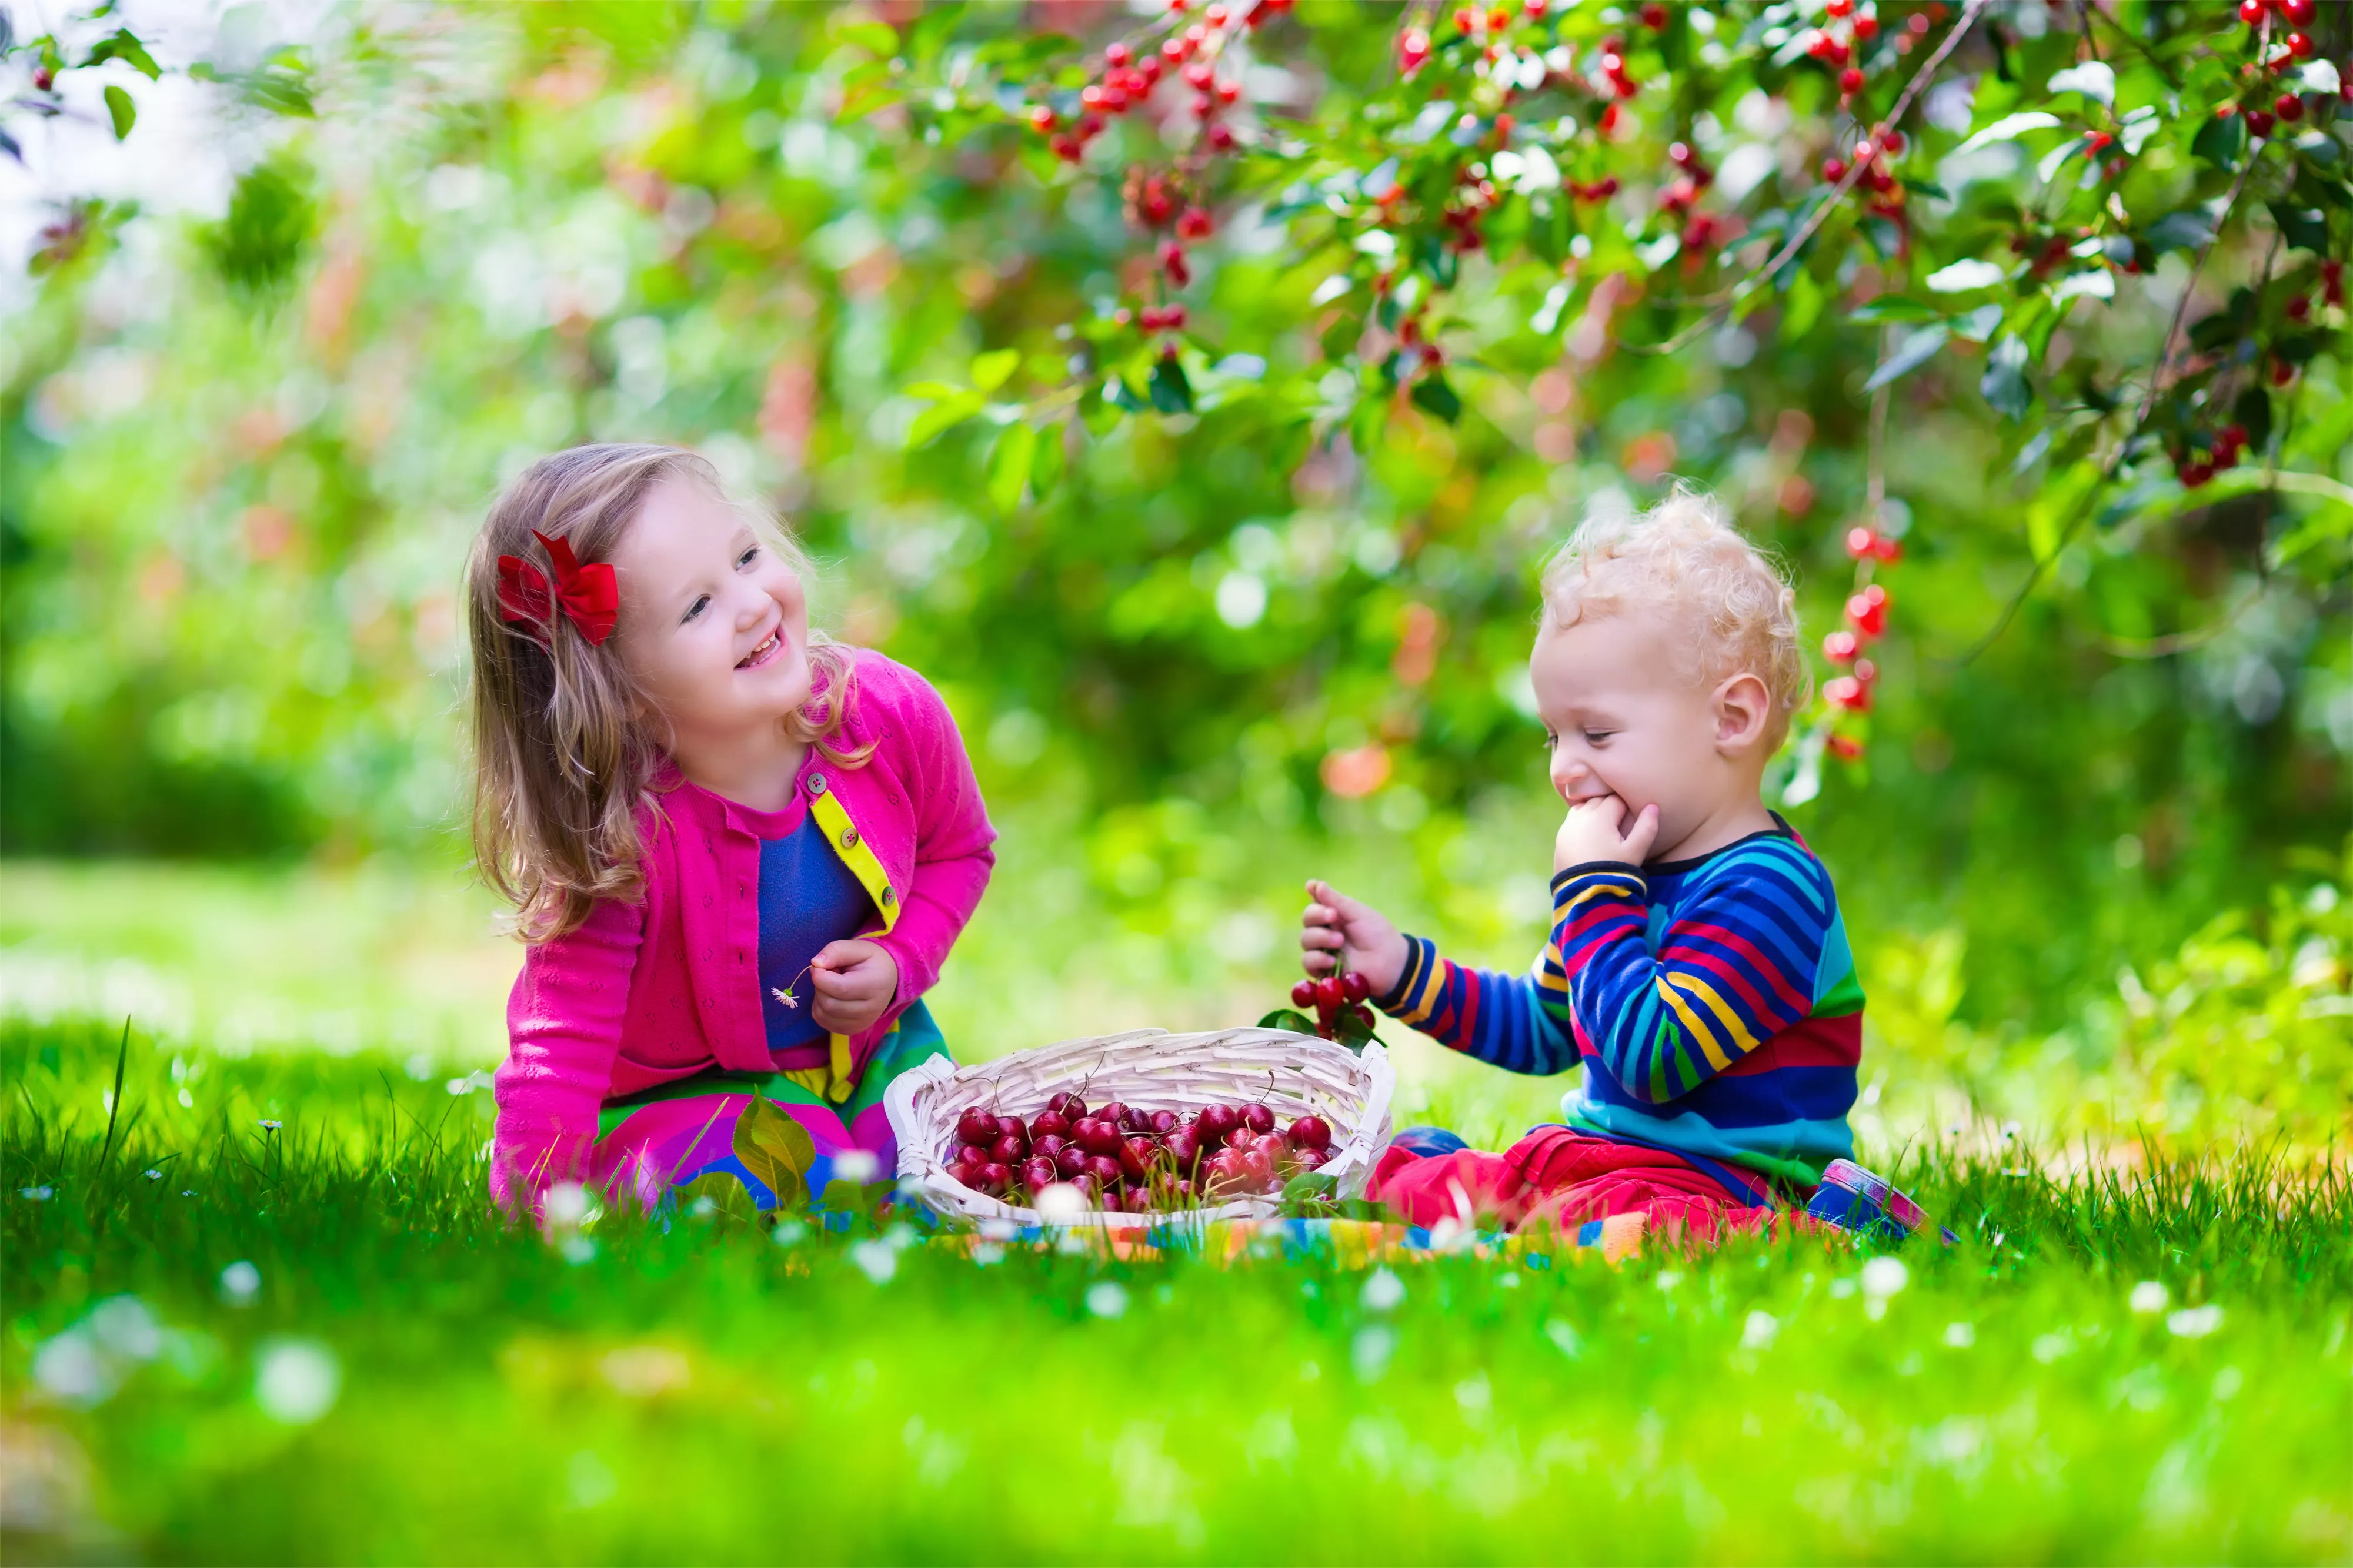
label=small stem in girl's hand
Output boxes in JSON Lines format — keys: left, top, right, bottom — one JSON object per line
{"left": 771, "top": 962, "right": 816, "bottom": 1011}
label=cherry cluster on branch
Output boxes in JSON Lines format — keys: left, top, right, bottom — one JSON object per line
{"left": 896, "top": 0, "right": 2348, "bottom": 764}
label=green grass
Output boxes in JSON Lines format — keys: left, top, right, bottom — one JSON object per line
{"left": 7, "top": 1017, "right": 2349, "bottom": 1565}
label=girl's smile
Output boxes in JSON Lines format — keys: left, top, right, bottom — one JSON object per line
{"left": 737, "top": 621, "right": 786, "bottom": 671}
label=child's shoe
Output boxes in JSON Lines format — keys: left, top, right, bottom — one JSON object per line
{"left": 1807, "top": 1159, "right": 1960, "bottom": 1246}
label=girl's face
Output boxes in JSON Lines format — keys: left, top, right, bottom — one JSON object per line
{"left": 609, "top": 476, "right": 812, "bottom": 748}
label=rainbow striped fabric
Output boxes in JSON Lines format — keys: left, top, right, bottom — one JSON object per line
{"left": 1375, "top": 824, "right": 1863, "bottom": 1192}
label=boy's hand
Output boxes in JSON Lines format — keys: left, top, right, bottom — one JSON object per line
{"left": 1299, "top": 880, "right": 1409, "bottom": 998}
{"left": 1554, "top": 794, "right": 1659, "bottom": 872}
{"left": 807, "top": 940, "right": 899, "bottom": 1036}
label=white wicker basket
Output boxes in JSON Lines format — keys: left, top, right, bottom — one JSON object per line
{"left": 885, "top": 1027, "right": 1395, "bottom": 1228}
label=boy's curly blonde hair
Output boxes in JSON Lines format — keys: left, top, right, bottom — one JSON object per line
{"left": 1539, "top": 487, "right": 1811, "bottom": 751}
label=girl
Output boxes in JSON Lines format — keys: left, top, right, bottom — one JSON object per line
{"left": 469, "top": 443, "right": 994, "bottom": 1215}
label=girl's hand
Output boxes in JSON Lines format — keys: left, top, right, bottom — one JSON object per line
{"left": 1554, "top": 794, "right": 1658, "bottom": 872}
{"left": 807, "top": 940, "right": 899, "bottom": 1036}
{"left": 1299, "top": 879, "right": 1409, "bottom": 998}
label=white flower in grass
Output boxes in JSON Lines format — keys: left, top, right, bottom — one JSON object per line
{"left": 19, "top": 1186, "right": 52, "bottom": 1201}
{"left": 1360, "top": 1268, "right": 1406, "bottom": 1313}
{"left": 1034, "top": 1183, "right": 1087, "bottom": 1224}
{"left": 1861, "top": 1256, "right": 1909, "bottom": 1300}
{"left": 1086, "top": 1282, "right": 1129, "bottom": 1319}
{"left": 770, "top": 986, "right": 799, "bottom": 1011}
{"left": 254, "top": 1339, "right": 340, "bottom": 1425}
{"left": 32, "top": 1329, "right": 112, "bottom": 1405}
{"left": 834, "top": 1149, "right": 880, "bottom": 1186}
{"left": 2128, "top": 1281, "right": 2170, "bottom": 1315}
{"left": 256, "top": 1120, "right": 282, "bottom": 1132}
{"left": 977, "top": 1218, "right": 1017, "bottom": 1242}
{"left": 2167, "top": 1304, "right": 2224, "bottom": 1339}
{"left": 849, "top": 1239, "right": 897, "bottom": 1285}
{"left": 543, "top": 1181, "right": 593, "bottom": 1229}
{"left": 142, "top": 1170, "right": 161, "bottom": 1181}
{"left": 219, "top": 1261, "right": 261, "bottom": 1305}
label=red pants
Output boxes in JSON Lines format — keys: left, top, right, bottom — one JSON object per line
{"left": 1367, "top": 1127, "right": 1779, "bottom": 1245}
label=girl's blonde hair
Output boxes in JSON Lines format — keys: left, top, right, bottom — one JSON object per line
{"left": 1540, "top": 487, "right": 1811, "bottom": 750}
{"left": 465, "top": 443, "right": 868, "bottom": 942}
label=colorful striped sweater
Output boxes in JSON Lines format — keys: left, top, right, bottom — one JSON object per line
{"left": 1374, "top": 824, "right": 1863, "bottom": 1192}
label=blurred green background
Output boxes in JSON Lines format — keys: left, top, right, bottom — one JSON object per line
{"left": 1, "top": 0, "right": 2345, "bottom": 1151}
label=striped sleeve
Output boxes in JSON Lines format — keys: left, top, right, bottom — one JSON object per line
{"left": 1370, "top": 926, "right": 1582, "bottom": 1078}
{"left": 1557, "top": 842, "right": 1833, "bottom": 1105}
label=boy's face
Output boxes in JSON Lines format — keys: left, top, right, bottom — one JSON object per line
{"left": 1530, "top": 606, "right": 1743, "bottom": 858}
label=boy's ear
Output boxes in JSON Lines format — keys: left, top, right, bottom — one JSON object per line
{"left": 1713, "top": 672, "right": 1774, "bottom": 754}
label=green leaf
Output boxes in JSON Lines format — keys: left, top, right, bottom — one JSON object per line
{"left": 905, "top": 389, "right": 985, "bottom": 449}
{"left": 1409, "top": 373, "right": 1461, "bottom": 422}
{"left": 2143, "top": 210, "right": 2214, "bottom": 255}
{"left": 1027, "top": 419, "right": 1066, "bottom": 499}
{"left": 83, "top": 28, "right": 161, "bottom": 79}
{"left": 2268, "top": 202, "right": 2328, "bottom": 255}
{"left": 1107, "top": 374, "right": 1148, "bottom": 414}
{"left": 2191, "top": 111, "right": 2247, "bottom": 169}
{"left": 103, "top": 84, "right": 135, "bottom": 141}
{"left": 1981, "top": 333, "right": 2032, "bottom": 420}
{"left": 906, "top": 1, "right": 967, "bottom": 61}
{"left": 1864, "top": 325, "right": 1950, "bottom": 392}
{"left": 1848, "top": 296, "right": 1943, "bottom": 323}
{"left": 1256, "top": 1008, "right": 1319, "bottom": 1034}
{"left": 986, "top": 422, "right": 1036, "bottom": 514}
{"left": 970, "top": 348, "right": 1020, "bottom": 394}
{"left": 2233, "top": 386, "right": 2272, "bottom": 454}
{"left": 1149, "top": 354, "right": 1193, "bottom": 414}
{"left": 831, "top": 19, "right": 900, "bottom": 55}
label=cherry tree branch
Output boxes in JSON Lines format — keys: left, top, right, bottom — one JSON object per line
{"left": 1631, "top": 0, "right": 1997, "bottom": 357}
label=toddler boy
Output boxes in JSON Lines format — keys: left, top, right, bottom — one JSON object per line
{"left": 1300, "top": 492, "right": 1865, "bottom": 1239}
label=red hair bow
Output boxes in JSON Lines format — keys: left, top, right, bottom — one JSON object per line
{"left": 496, "top": 529, "right": 618, "bottom": 647}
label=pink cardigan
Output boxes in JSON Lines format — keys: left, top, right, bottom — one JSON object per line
{"left": 489, "top": 650, "right": 995, "bottom": 1205}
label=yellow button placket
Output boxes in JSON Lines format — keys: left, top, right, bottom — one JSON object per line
{"left": 805, "top": 771, "right": 900, "bottom": 1104}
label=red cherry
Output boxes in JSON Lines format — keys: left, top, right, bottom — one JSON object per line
{"left": 2281, "top": 0, "right": 2316, "bottom": 18}
{"left": 1149, "top": 1109, "right": 1181, "bottom": 1137}
{"left": 32, "top": 65, "right": 55, "bottom": 92}
{"left": 1400, "top": 26, "right": 1432, "bottom": 69}
{"left": 1196, "top": 1104, "right": 1240, "bottom": 1138}
{"left": 1880, "top": 129, "right": 1905, "bottom": 153}
{"left": 1824, "top": 676, "right": 1872, "bottom": 712}
{"left": 1823, "top": 630, "right": 1860, "bottom": 664}
{"left": 989, "top": 1133, "right": 1026, "bottom": 1165}
{"left": 1163, "top": 37, "right": 1187, "bottom": 62}
{"left": 1871, "top": 534, "right": 1903, "bottom": 563}
{"left": 1095, "top": 1099, "right": 1130, "bottom": 1128}
{"left": 1845, "top": 586, "right": 1889, "bottom": 638}
{"left": 1177, "top": 206, "right": 1214, "bottom": 240}
{"left": 1029, "top": 105, "right": 1056, "bottom": 133}
{"left": 1853, "top": 12, "right": 1878, "bottom": 37}
{"left": 1120, "top": 1137, "right": 1159, "bottom": 1182}
{"left": 1215, "top": 78, "right": 1241, "bottom": 104}
{"left": 1290, "top": 978, "right": 1317, "bottom": 1008}
{"left": 1827, "top": 734, "right": 1865, "bottom": 761}
{"left": 956, "top": 1107, "right": 1000, "bottom": 1146}
{"left": 1340, "top": 971, "right": 1371, "bottom": 1003}
{"left": 1052, "top": 135, "right": 1082, "bottom": 161}
{"left": 2286, "top": 293, "right": 2311, "bottom": 321}
{"left": 1827, "top": 0, "right": 1853, "bottom": 14}
{"left": 976, "top": 1161, "right": 1012, "bottom": 1195}
{"left": 2275, "top": 93, "right": 2304, "bottom": 121}
{"left": 1165, "top": 1125, "right": 1204, "bottom": 1171}
{"left": 1084, "top": 1155, "right": 1124, "bottom": 1189}
{"left": 1840, "top": 66, "right": 1864, "bottom": 92}
{"left": 1020, "top": 1155, "right": 1059, "bottom": 1193}
{"left": 1454, "top": 4, "right": 1478, "bottom": 29}
{"left": 2271, "top": 360, "right": 2297, "bottom": 386}
{"left": 1312, "top": 975, "right": 1345, "bottom": 1009}
{"left": 1055, "top": 1144, "right": 1089, "bottom": 1179}
{"left": 1823, "top": 156, "right": 1847, "bottom": 181}
{"left": 2239, "top": 0, "right": 2265, "bottom": 19}
{"left": 1639, "top": 1, "right": 1668, "bottom": 26}
{"left": 1287, "top": 1115, "right": 1333, "bottom": 1151}
{"left": 1291, "top": 1145, "right": 1330, "bottom": 1174}
{"left": 1853, "top": 657, "right": 1878, "bottom": 685}
{"left": 2246, "top": 108, "right": 2275, "bottom": 136}
{"left": 1032, "top": 1133, "right": 1068, "bottom": 1161}
{"left": 2286, "top": 31, "right": 2314, "bottom": 58}
{"left": 1206, "top": 2, "right": 1231, "bottom": 23}
{"left": 1845, "top": 524, "right": 1878, "bottom": 559}
{"left": 1207, "top": 123, "right": 1236, "bottom": 151}
{"left": 1243, "top": 1103, "right": 1277, "bottom": 1135}
{"left": 1106, "top": 42, "right": 1133, "bottom": 68}
{"left": 2179, "top": 460, "right": 2215, "bottom": 488}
